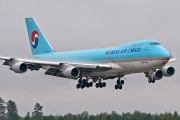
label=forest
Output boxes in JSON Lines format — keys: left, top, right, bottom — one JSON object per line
{"left": 0, "top": 97, "right": 180, "bottom": 120}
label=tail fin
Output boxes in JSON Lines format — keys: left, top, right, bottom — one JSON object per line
{"left": 25, "top": 17, "right": 54, "bottom": 55}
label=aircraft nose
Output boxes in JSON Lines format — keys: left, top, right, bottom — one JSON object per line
{"left": 158, "top": 46, "right": 171, "bottom": 58}
{"left": 163, "top": 48, "right": 171, "bottom": 57}
{"left": 152, "top": 46, "right": 171, "bottom": 58}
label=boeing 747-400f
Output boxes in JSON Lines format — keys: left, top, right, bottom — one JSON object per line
{"left": 0, "top": 18, "right": 177, "bottom": 90}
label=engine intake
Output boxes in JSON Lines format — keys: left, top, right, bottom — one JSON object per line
{"left": 10, "top": 62, "right": 28, "bottom": 73}
{"left": 161, "top": 66, "right": 175, "bottom": 77}
{"left": 63, "top": 67, "right": 80, "bottom": 79}
{"left": 153, "top": 69, "right": 163, "bottom": 80}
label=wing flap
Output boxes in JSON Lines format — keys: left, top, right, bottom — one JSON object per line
{"left": 28, "top": 64, "right": 42, "bottom": 71}
{"left": 65, "top": 63, "right": 112, "bottom": 70}
{"left": 45, "top": 67, "right": 60, "bottom": 76}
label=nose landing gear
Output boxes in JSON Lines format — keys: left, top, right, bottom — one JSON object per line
{"left": 115, "top": 78, "right": 124, "bottom": 90}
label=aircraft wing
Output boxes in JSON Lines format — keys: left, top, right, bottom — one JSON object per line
{"left": 0, "top": 56, "right": 112, "bottom": 70}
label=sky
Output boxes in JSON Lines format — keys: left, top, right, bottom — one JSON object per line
{"left": 0, "top": 0, "right": 180, "bottom": 117}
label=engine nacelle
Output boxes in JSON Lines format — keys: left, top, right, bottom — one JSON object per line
{"left": 161, "top": 66, "right": 175, "bottom": 77}
{"left": 10, "top": 62, "right": 28, "bottom": 73}
{"left": 62, "top": 67, "right": 80, "bottom": 79}
{"left": 146, "top": 69, "right": 163, "bottom": 80}
{"left": 153, "top": 69, "right": 163, "bottom": 80}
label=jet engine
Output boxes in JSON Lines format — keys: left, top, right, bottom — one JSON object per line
{"left": 161, "top": 66, "right": 175, "bottom": 77}
{"left": 146, "top": 69, "right": 163, "bottom": 80}
{"left": 62, "top": 67, "right": 80, "bottom": 79}
{"left": 10, "top": 62, "right": 28, "bottom": 73}
{"left": 153, "top": 69, "right": 163, "bottom": 80}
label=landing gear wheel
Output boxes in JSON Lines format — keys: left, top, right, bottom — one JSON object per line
{"left": 78, "top": 79, "right": 82, "bottom": 84}
{"left": 148, "top": 79, "right": 152, "bottom": 83}
{"left": 85, "top": 82, "right": 89, "bottom": 87}
{"left": 89, "top": 82, "right": 93, "bottom": 87}
{"left": 96, "top": 83, "right": 99, "bottom": 88}
{"left": 152, "top": 79, "right": 155, "bottom": 83}
{"left": 86, "top": 83, "right": 89, "bottom": 88}
{"left": 99, "top": 82, "right": 103, "bottom": 88}
{"left": 119, "top": 85, "right": 122, "bottom": 90}
{"left": 83, "top": 79, "right": 86, "bottom": 84}
{"left": 102, "top": 82, "right": 106, "bottom": 87}
{"left": 117, "top": 80, "right": 120, "bottom": 85}
{"left": 81, "top": 84, "right": 85, "bottom": 89}
{"left": 76, "top": 84, "right": 80, "bottom": 89}
{"left": 115, "top": 85, "right": 118, "bottom": 90}
{"left": 120, "top": 80, "right": 124, "bottom": 85}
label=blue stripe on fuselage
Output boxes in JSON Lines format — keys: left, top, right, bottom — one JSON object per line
{"left": 29, "top": 39, "right": 170, "bottom": 63}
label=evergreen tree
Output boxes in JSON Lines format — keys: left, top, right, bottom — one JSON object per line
{"left": 164, "top": 112, "right": 173, "bottom": 120}
{"left": 133, "top": 110, "right": 142, "bottom": 120}
{"left": 110, "top": 110, "right": 120, "bottom": 120}
{"left": 0, "top": 97, "right": 6, "bottom": 120}
{"left": 81, "top": 111, "right": 88, "bottom": 117}
{"left": 64, "top": 113, "right": 73, "bottom": 120}
{"left": 24, "top": 112, "right": 31, "bottom": 120}
{"left": 32, "top": 103, "right": 43, "bottom": 120}
{"left": 100, "top": 112, "right": 108, "bottom": 120}
{"left": 6, "top": 100, "right": 19, "bottom": 120}
{"left": 89, "top": 115, "right": 95, "bottom": 120}
{"left": 44, "top": 115, "right": 54, "bottom": 120}
{"left": 173, "top": 111, "right": 179, "bottom": 120}
{"left": 57, "top": 115, "right": 63, "bottom": 120}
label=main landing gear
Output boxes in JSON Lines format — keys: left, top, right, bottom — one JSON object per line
{"left": 95, "top": 81, "right": 106, "bottom": 88}
{"left": 95, "top": 78, "right": 106, "bottom": 88}
{"left": 76, "top": 79, "right": 93, "bottom": 89}
{"left": 115, "top": 78, "right": 124, "bottom": 90}
{"left": 76, "top": 77, "right": 125, "bottom": 90}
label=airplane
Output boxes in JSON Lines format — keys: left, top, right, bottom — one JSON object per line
{"left": 0, "top": 17, "right": 177, "bottom": 90}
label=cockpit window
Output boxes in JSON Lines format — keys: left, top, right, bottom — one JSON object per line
{"left": 150, "top": 42, "right": 160, "bottom": 45}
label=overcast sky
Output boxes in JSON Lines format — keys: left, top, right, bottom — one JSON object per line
{"left": 0, "top": 0, "right": 180, "bottom": 117}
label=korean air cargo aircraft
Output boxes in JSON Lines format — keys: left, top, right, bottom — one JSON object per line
{"left": 0, "top": 18, "right": 177, "bottom": 90}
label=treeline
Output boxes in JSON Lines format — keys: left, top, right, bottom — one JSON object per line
{"left": 0, "top": 97, "right": 180, "bottom": 120}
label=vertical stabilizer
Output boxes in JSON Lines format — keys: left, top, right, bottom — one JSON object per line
{"left": 25, "top": 17, "right": 54, "bottom": 55}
